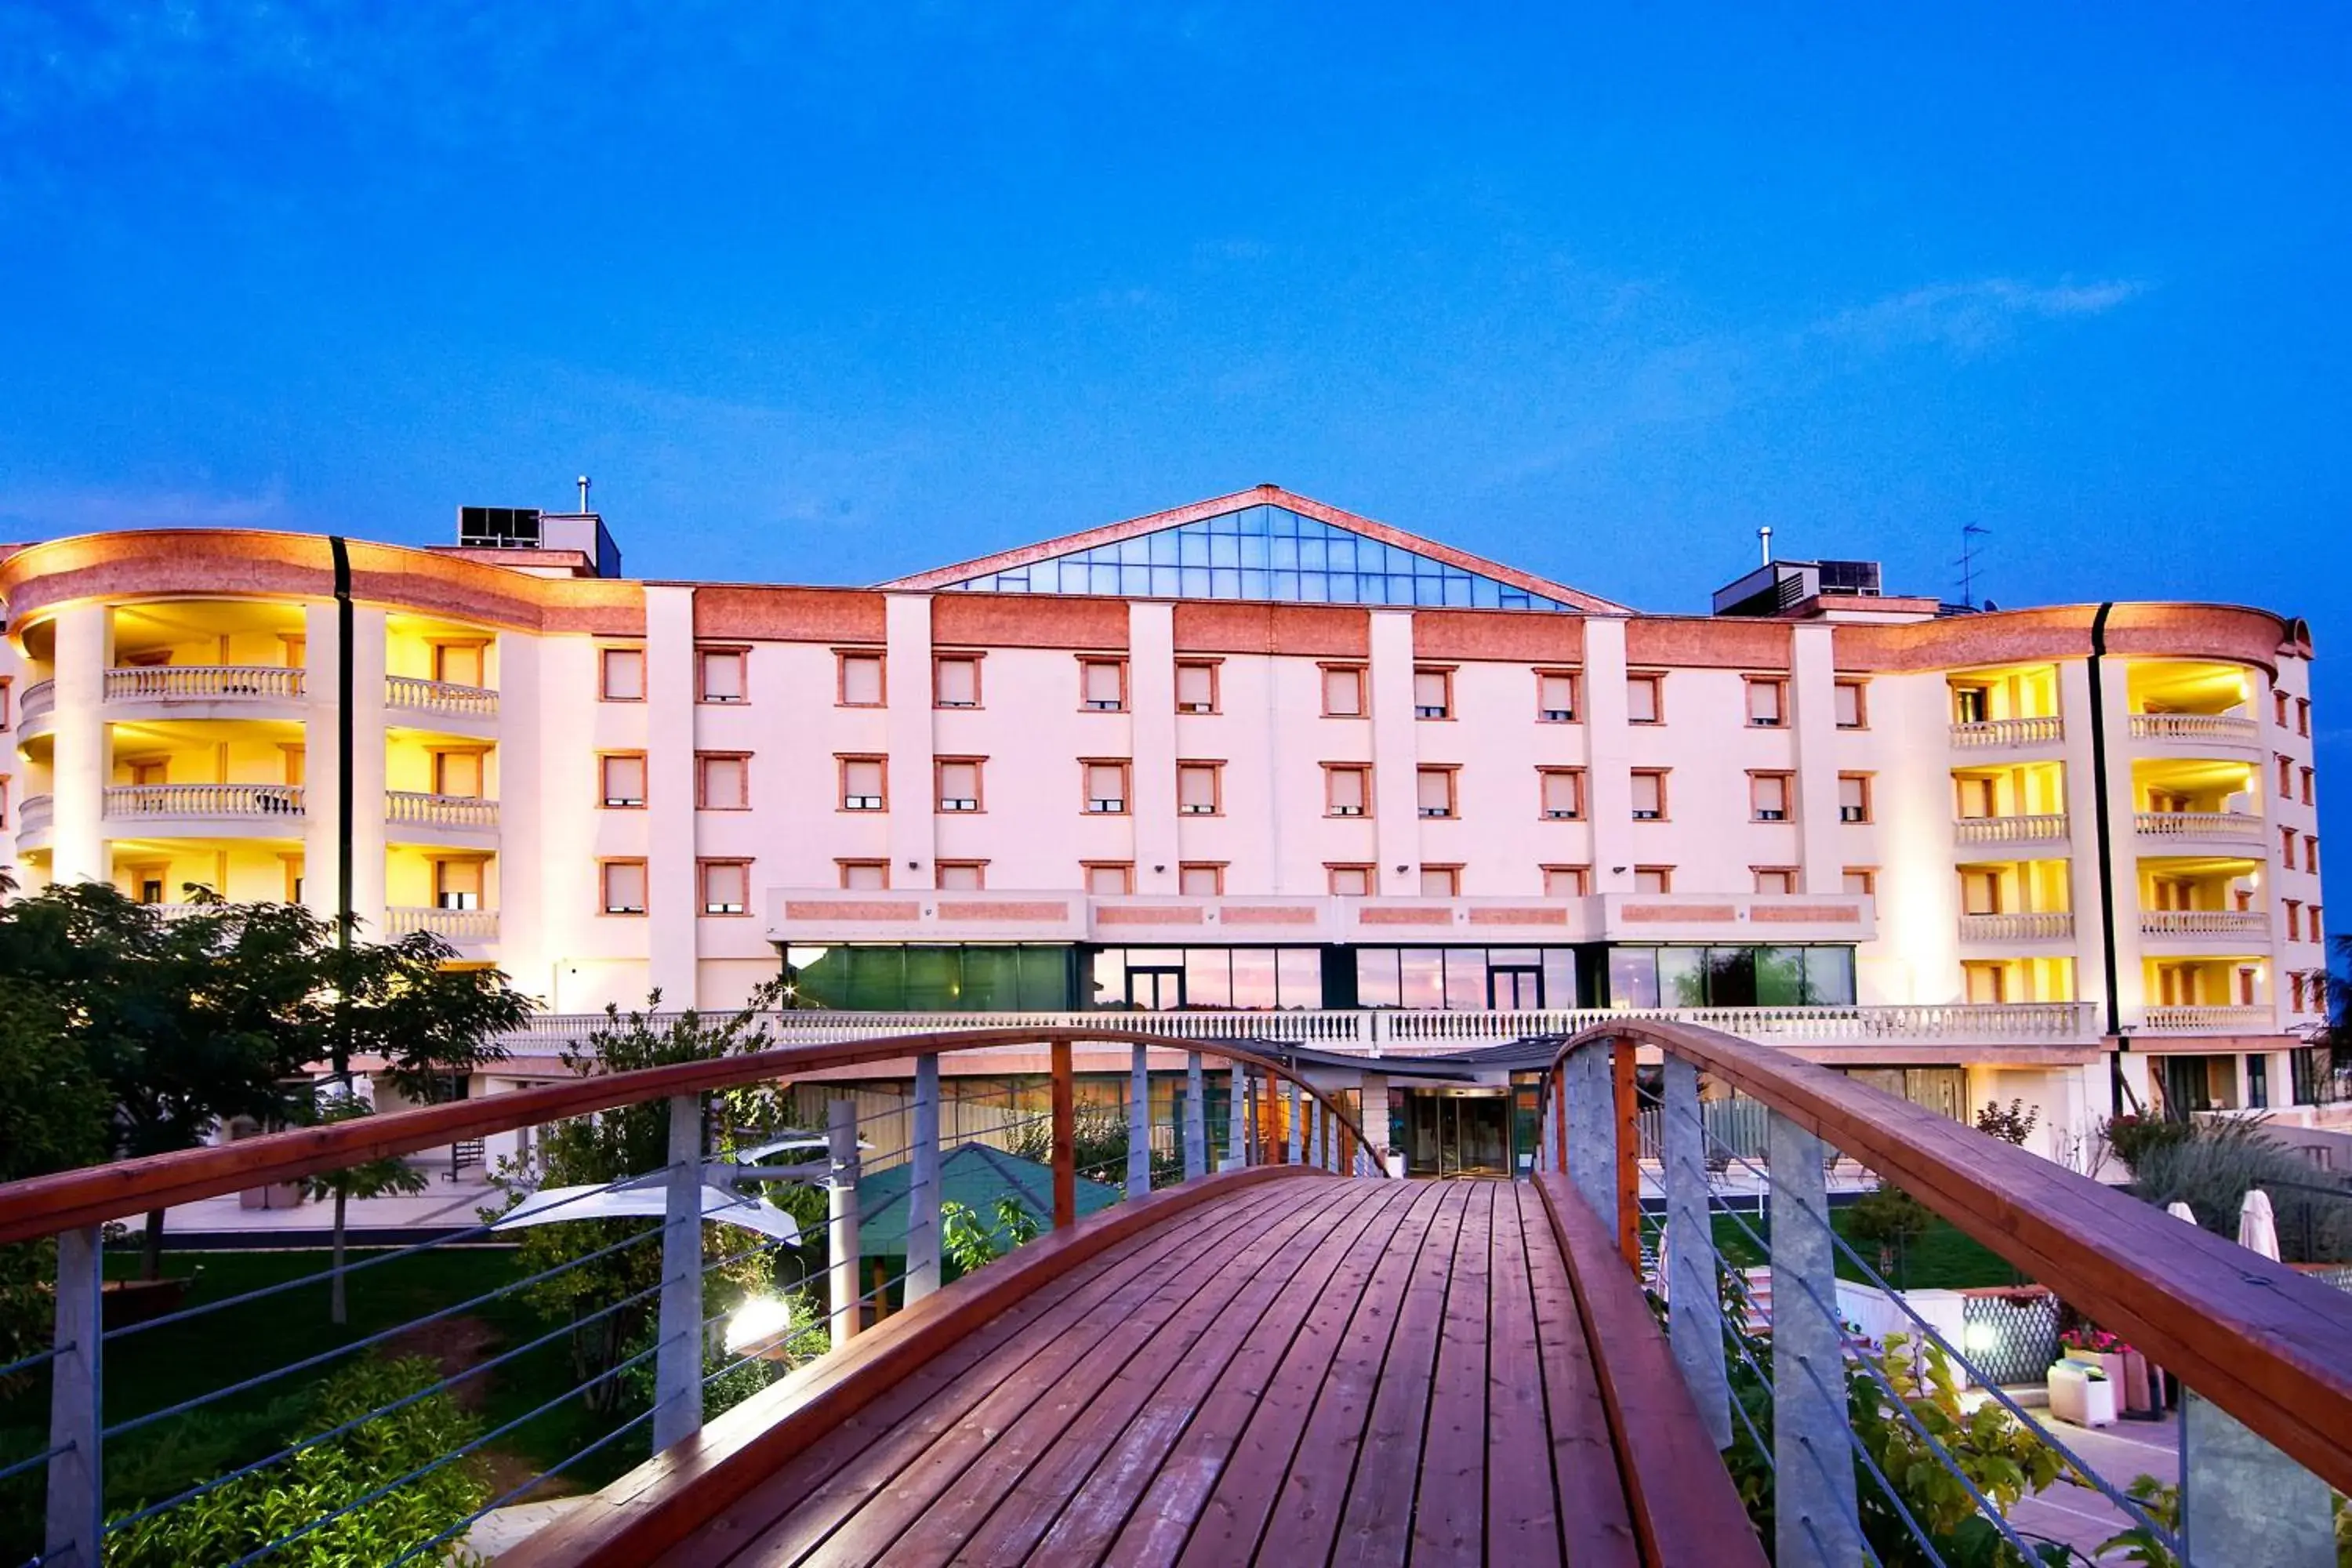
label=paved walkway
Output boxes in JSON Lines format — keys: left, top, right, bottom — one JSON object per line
{"left": 2008, "top": 1408, "right": 2179, "bottom": 1562}
{"left": 114, "top": 1160, "right": 506, "bottom": 1243}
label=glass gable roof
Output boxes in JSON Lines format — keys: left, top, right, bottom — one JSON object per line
{"left": 936, "top": 503, "right": 1570, "bottom": 611}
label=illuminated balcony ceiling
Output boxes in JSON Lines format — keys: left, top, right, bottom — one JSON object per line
{"left": 881, "top": 485, "right": 1624, "bottom": 613}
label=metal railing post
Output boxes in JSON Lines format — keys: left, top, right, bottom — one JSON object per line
{"left": 906, "top": 1054, "right": 942, "bottom": 1302}
{"left": 652, "top": 1094, "right": 705, "bottom": 1452}
{"left": 1245, "top": 1069, "right": 1260, "bottom": 1166}
{"left": 45, "top": 1224, "right": 102, "bottom": 1568}
{"left": 1567, "top": 1046, "right": 1617, "bottom": 1239}
{"left": 1552, "top": 1066, "right": 1567, "bottom": 1175}
{"left": 1287, "top": 1080, "right": 1304, "bottom": 1164}
{"left": 2182, "top": 1391, "right": 2335, "bottom": 1565}
{"left": 1183, "top": 1051, "right": 1207, "bottom": 1179}
{"left": 1768, "top": 1109, "right": 1861, "bottom": 1567}
{"left": 1128, "top": 1044, "right": 1152, "bottom": 1196}
{"left": 827, "top": 1098, "right": 862, "bottom": 1351}
{"left": 1227, "top": 1062, "right": 1247, "bottom": 1171}
{"left": 1050, "top": 1040, "right": 1076, "bottom": 1228}
{"left": 1662, "top": 1056, "right": 1731, "bottom": 1449}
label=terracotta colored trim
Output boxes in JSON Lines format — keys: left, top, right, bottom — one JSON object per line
{"left": 932, "top": 592, "right": 1130, "bottom": 650}
{"left": 875, "top": 483, "right": 1629, "bottom": 612}
{"left": 1625, "top": 615, "right": 1794, "bottom": 670}
{"left": 1412, "top": 608, "right": 1588, "bottom": 662}
{"left": 1831, "top": 601, "right": 2298, "bottom": 677}
{"left": 1172, "top": 601, "right": 1372, "bottom": 657}
{"left": 1548, "top": 1019, "right": 2352, "bottom": 1499}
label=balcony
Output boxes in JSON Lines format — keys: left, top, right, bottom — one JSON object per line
{"left": 2140, "top": 909, "right": 2269, "bottom": 938}
{"left": 385, "top": 906, "right": 499, "bottom": 942}
{"left": 1958, "top": 912, "right": 2074, "bottom": 942}
{"left": 103, "top": 783, "right": 305, "bottom": 821}
{"left": 2140, "top": 1004, "right": 2273, "bottom": 1034}
{"left": 2131, "top": 713, "right": 2259, "bottom": 745}
{"left": 2135, "top": 810, "right": 2263, "bottom": 844}
{"left": 1950, "top": 717, "right": 2063, "bottom": 749}
{"left": 103, "top": 665, "right": 304, "bottom": 704}
{"left": 386, "top": 675, "right": 498, "bottom": 721}
{"left": 18, "top": 679, "right": 54, "bottom": 723}
{"left": 14, "top": 793, "right": 52, "bottom": 837}
{"left": 1953, "top": 813, "right": 2069, "bottom": 845}
{"left": 386, "top": 791, "right": 499, "bottom": 831}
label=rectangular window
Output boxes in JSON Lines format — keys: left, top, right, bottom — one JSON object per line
{"left": 1178, "top": 863, "right": 1223, "bottom": 896}
{"left": 1419, "top": 866, "right": 1460, "bottom": 897}
{"left": 1543, "top": 865, "right": 1591, "bottom": 897}
{"left": 2307, "top": 836, "right": 2321, "bottom": 874}
{"left": 1843, "top": 867, "right": 1877, "bottom": 896}
{"left": 840, "top": 755, "right": 885, "bottom": 811}
{"left": 1415, "top": 766, "right": 1457, "bottom": 819}
{"left": 1754, "top": 868, "right": 1798, "bottom": 895}
{"left": 433, "top": 750, "right": 485, "bottom": 798}
{"left": 1177, "top": 761, "right": 1221, "bottom": 815}
{"left": 699, "top": 648, "right": 747, "bottom": 703}
{"left": 839, "top": 860, "right": 888, "bottom": 891}
{"left": 599, "top": 753, "right": 646, "bottom": 808}
{"left": 1539, "top": 768, "right": 1585, "bottom": 821}
{"left": 1327, "top": 864, "right": 1373, "bottom": 896}
{"left": 434, "top": 858, "right": 483, "bottom": 910}
{"left": 2313, "top": 903, "right": 2323, "bottom": 937}
{"left": 434, "top": 642, "right": 486, "bottom": 687}
{"left": 1953, "top": 685, "right": 1991, "bottom": 724}
{"left": 1322, "top": 665, "right": 1367, "bottom": 717}
{"left": 937, "top": 758, "right": 982, "bottom": 812}
{"left": 0, "top": 678, "right": 12, "bottom": 731}
{"left": 1630, "top": 769, "right": 1667, "bottom": 820}
{"left": 2302, "top": 766, "right": 2315, "bottom": 806}
{"left": 1626, "top": 673, "right": 1663, "bottom": 724}
{"left": 1080, "top": 659, "right": 1127, "bottom": 711}
{"left": 2278, "top": 691, "right": 2292, "bottom": 727}
{"left": 1751, "top": 773, "right": 1791, "bottom": 822}
{"left": 1745, "top": 677, "right": 1787, "bottom": 727}
{"left": 936, "top": 861, "right": 985, "bottom": 890}
{"left": 1084, "top": 862, "right": 1133, "bottom": 895}
{"left": 2298, "top": 697, "right": 2311, "bottom": 736}
{"left": 601, "top": 859, "right": 648, "bottom": 915}
{"left": 2285, "top": 826, "right": 2299, "bottom": 866}
{"left": 1838, "top": 773, "right": 1873, "bottom": 823}
{"left": 1325, "top": 764, "right": 1370, "bottom": 818}
{"left": 837, "top": 652, "right": 884, "bottom": 706}
{"left": 934, "top": 655, "right": 981, "bottom": 708}
{"left": 1084, "top": 760, "right": 1130, "bottom": 814}
{"left": 2287, "top": 900, "right": 2302, "bottom": 942}
{"left": 1835, "top": 678, "right": 1867, "bottom": 729}
{"left": 1536, "top": 670, "right": 1578, "bottom": 723}
{"left": 600, "top": 647, "right": 645, "bottom": 701}
{"left": 697, "top": 753, "right": 749, "bottom": 810}
{"left": 1634, "top": 866, "right": 1672, "bottom": 894}
{"left": 1175, "top": 662, "right": 1218, "bottom": 713}
{"left": 1414, "top": 667, "right": 1452, "bottom": 720}
{"left": 700, "top": 860, "right": 750, "bottom": 916}
{"left": 1960, "top": 870, "right": 2002, "bottom": 916}
{"left": 2278, "top": 754, "right": 2294, "bottom": 796}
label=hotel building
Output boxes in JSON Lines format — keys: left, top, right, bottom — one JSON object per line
{"left": 0, "top": 486, "right": 2332, "bottom": 1171}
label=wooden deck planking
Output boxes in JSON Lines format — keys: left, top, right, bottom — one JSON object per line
{"left": 650, "top": 1176, "right": 1691, "bottom": 1568}
{"left": 671, "top": 1181, "right": 1316, "bottom": 1568}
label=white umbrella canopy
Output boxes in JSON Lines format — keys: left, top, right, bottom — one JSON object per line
{"left": 2238, "top": 1189, "right": 2282, "bottom": 1261}
{"left": 492, "top": 1181, "right": 802, "bottom": 1246}
{"left": 2165, "top": 1200, "right": 2198, "bottom": 1226}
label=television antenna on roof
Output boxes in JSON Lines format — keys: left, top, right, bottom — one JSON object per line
{"left": 1954, "top": 522, "right": 1991, "bottom": 608}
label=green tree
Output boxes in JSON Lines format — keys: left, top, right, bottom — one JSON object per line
{"left": 0, "top": 977, "right": 111, "bottom": 1373}
{"left": 487, "top": 987, "right": 792, "bottom": 1414}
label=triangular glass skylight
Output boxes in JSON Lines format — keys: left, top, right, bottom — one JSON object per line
{"left": 936, "top": 503, "right": 1569, "bottom": 610}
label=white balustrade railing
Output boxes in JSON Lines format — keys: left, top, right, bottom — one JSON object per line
{"left": 2135, "top": 811, "right": 2264, "bottom": 841}
{"left": 14, "top": 793, "right": 53, "bottom": 835}
{"left": 385, "top": 675, "right": 499, "bottom": 719}
{"left": 1958, "top": 912, "right": 2075, "bottom": 942}
{"left": 499, "top": 1000, "right": 2106, "bottom": 1054}
{"left": 1950, "top": 716, "right": 2063, "bottom": 748}
{"left": 102, "top": 783, "right": 305, "bottom": 818}
{"left": 103, "top": 665, "right": 304, "bottom": 702}
{"left": 384, "top": 906, "right": 500, "bottom": 942}
{"left": 2130, "top": 713, "right": 2259, "bottom": 744}
{"left": 1952, "top": 813, "right": 2070, "bottom": 844}
{"left": 19, "top": 679, "right": 55, "bottom": 721}
{"left": 2140, "top": 1004, "right": 2274, "bottom": 1033}
{"left": 385, "top": 791, "right": 499, "bottom": 829}
{"left": 2140, "top": 909, "right": 2270, "bottom": 938}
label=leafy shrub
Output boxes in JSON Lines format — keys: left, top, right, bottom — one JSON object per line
{"left": 105, "top": 1355, "right": 489, "bottom": 1567}
{"left": 941, "top": 1197, "right": 1045, "bottom": 1277}
{"left": 1975, "top": 1100, "right": 2040, "bottom": 1146}
{"left": 2129, "top": 1118, "right": 2352, "bottom": 1264}
{"left": 2100, "top": 1114, "right": 2194, "bottom": 1174}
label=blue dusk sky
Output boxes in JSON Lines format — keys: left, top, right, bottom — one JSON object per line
{"left": 4, "top": 5, "right": 2348, "bottom": 916}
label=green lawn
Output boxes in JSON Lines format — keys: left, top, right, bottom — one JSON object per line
{"left": 1658, "top": 1208, "right": 2024, "bottom": 1291}
{"left": 0, "top": 1246, "right": 655, "bottom": 1561}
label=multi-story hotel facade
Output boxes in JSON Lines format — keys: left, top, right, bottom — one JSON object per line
{"left": 0, "top": 486, "right": 2332, "bottom": 1171}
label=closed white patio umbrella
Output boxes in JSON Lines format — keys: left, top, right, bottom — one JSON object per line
{"left": 2238, "top": 1189, "right": 2282, "bottom": 1261}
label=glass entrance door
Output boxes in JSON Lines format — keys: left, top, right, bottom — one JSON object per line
{"left": 1126, "top": 967, "right": 1185, "bottom": 1011}
{"left": 1403, "top": 1093, "right": 1512, "bottom": 1176}
{"left": 1488, "top": 967, "right": 1543, "bottom": 1010}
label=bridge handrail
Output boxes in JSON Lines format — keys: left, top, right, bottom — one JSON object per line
{"left": 0, "top": 1025, "right": 1386, "bottom": 1247}
{"left": 1545, "top": 1017, "right": 2352, "bottom": 1504}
